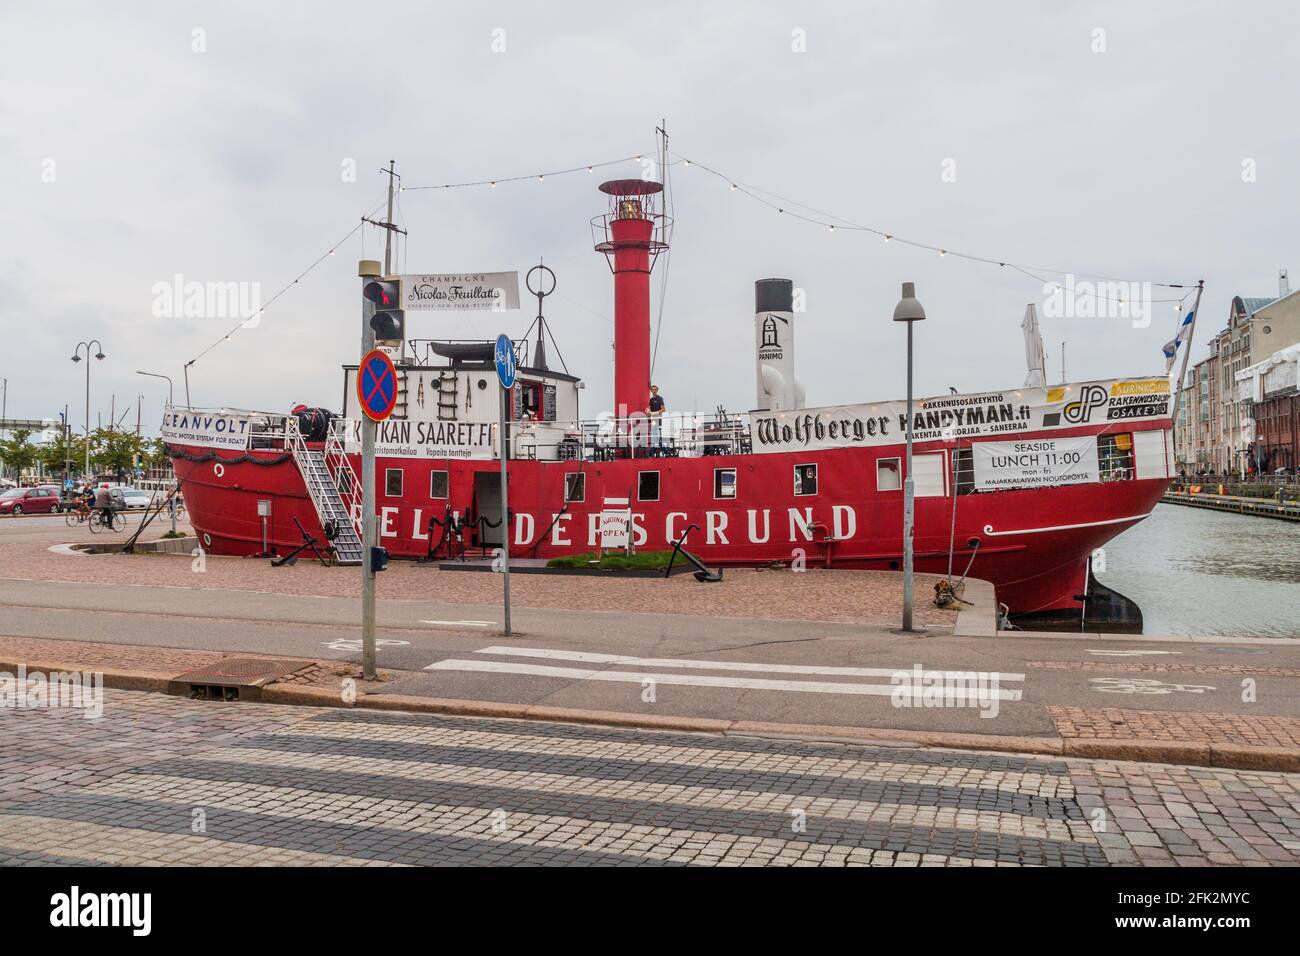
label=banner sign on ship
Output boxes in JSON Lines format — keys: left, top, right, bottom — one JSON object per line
{"left": 160, "top": 408, "right": 253, "bottom": 450}
{"left": 972, "top": 437, "right": 1099, "bottom": 491}
{"left": 750, "top": 377, "right": 1170, "bottom": 453}
{"left": 400, "top": 273, "right": 520, "bottom": 312}
{"left": 344, "top": 418, "right": 495, "bottom": 460}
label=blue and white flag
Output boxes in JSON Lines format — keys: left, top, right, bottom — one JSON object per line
{"left": 1163, "top": 309, "right": 1195, "bottom": 373}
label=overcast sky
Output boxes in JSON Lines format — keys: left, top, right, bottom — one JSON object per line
{"left": 2, "top": 0, "right": 1297, "bottom": 433}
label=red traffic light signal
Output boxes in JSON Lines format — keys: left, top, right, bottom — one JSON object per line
{"left": 362, "top": 279, "right": 400, "bottom": 308}
{"left": 363, "top": 278, "right": 404, "bottom": 344}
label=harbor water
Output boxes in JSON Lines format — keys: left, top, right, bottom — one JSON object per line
{"left": 1095, "top": 502, "right": 1300, "bottom": 638}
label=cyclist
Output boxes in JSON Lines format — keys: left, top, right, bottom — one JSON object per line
{"left": 93, "top": 484, "right": 115, "bottom": 528}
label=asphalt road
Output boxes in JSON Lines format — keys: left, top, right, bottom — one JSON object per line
{"left": 2, "top": 573, "right": 1298, "bottom": 738}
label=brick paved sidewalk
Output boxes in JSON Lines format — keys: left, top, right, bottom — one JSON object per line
{"left": 1050, "top": 706, "right": 1300, "bottom": 750}
{"left": 1, "top": 689, "right": 1297, "bottom": 866}
{"left": 0, "top": 517, "right": 959, "bottom": 627}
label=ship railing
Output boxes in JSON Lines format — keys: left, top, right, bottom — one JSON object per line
{"left": 323, "top": 419, "right": 364, "bottom": 533}
{"left": 509, "top": 412, "right": 752, "bottom": 462}
{"left": 284, "top": 417, "right": 364, "bottom": 541}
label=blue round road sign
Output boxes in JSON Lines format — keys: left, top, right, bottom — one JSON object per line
{"left": 494, "top": 334, "right": 517, "bottom": 389}
{"left": 357, "top": 349, "right": 398, "bottom": 422}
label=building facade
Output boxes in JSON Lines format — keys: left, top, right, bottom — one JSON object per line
{"left": 1175, "top": 272, "right": 1300, "bottom": 476}
{"left": 1236, "top": 342, "right": 1300, "bottom": 474}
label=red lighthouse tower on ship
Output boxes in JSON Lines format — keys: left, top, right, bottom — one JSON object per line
{"left": 593, "top": 179, "right": 670, "bottom": 424}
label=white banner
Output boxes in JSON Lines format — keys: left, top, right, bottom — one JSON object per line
{"left": 344, "top": 418, "right": 495, "bottom": 460}
{"left": 400, "top": 272, "right": 520, "bottom": 311}
{"left": 972, "top": 436, "right": 1099, "bottom": 491}
{"left": 160, "top": 408, "right": 253, "bottom": 450}
{"left": 750, "top": 377, "right": 1171, "bottom": 454}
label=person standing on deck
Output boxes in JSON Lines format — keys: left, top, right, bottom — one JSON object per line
{"left": 647, "top": 385, "right": 665, "bottom": 452}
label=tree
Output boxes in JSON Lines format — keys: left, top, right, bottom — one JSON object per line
{"left": 143, "top": 437, "right": 169, "bottom": 469}
{"left": 36, "top": 430, "right": 82, "bottom": 478}
{"left": 89, "top": 428, "right": 146, "bottom": 478}
{"left": 0, "top": 429, "right": 36, "bottom": 480}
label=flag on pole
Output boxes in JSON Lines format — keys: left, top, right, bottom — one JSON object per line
{"left": 1163, "top": 309, "right": 1195, "bottom": 373}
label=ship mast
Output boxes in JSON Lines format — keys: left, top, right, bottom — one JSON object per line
{"left": 361, "top": 160, "right": 408, "bottom": 354}
{"left": 362, "top": 160, "right": 407, "bottom": 274}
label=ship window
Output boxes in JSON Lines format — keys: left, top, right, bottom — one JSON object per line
{"left": 1098, "top": 434, "right": 1135, "bottom": 481}
{"left": 337, "top": 469, "right": 352, "bottom": 496}
{"left": 714, "top": 468, "right": 737, "bottom": 499}
{"left": 384, "top": 469, "right": 403, "bottom": 497}
{"left": 638, "top": 471, "right": 660, "bottom": 502}
{"left": 793, "top": 463, "right": 818, "bottom": 496}
{"left": 877, "top": 457, "right": 902, "bottom": 491}
{"left": 564, "top": 472, "right": 585, "bottom": 503}
{"left": 429, "top": 470, "right": 449, "bottom": 499}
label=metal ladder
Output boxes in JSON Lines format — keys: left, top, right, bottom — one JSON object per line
{"left": 286, "top": 419, "right": 364, "bottom": 565}
{"left": 437, "top": 371, "right": 458, "bottom": 420}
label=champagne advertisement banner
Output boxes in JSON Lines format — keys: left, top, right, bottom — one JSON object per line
{"left": 400, "top": 273, "right": 520, "bottom": 311}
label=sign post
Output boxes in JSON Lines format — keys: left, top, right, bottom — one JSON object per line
{"left": 357, "top": 260, "right": 385, "bottom": 679}
{"left": 494, "top": 333, "right": 517, "bottom": 636}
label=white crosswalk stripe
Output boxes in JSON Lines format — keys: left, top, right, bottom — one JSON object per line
{"left": 424, "top": 655, "right": 1023, "bottom": 700}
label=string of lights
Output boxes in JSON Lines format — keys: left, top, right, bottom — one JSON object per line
{"left": 186, "top": 193, "right": 389, "bottom": 368}
{"left": 189, "top": 141, "right": 1201, "bottom": 371}
{"left": 400, "top": 144, "right": 1198, "bottom": 304}
{"left": 402, "top": 154, "right": 650, "bottom": 191}
{"left": 669, "top": 152, "right": 1197, "bottom": 293}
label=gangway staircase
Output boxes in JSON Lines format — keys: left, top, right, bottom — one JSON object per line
{"left": 285, "top": 418, "right": 364, "bottom": 565}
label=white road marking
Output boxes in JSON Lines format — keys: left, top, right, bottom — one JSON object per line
{"left": 423, "top": 659, "right": 1024, "bottom": 699}
{"left": 322, "top": 638, "right": 410, "bottom": 652}
{"left": 1089, "top": 677, "right": 1215, "bottom": 695}
{"left": 474, "top": 645, "right": 1025, "bottom": 681}
{"left": 420, "top": 620, "right": 495, "bottom": 627}
{"left": 1086, "top": 649, "right": 1182, "bottom": 657}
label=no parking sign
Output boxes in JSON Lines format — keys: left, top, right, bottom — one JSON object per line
{"left": 357, "top": 349, "right": 398, "bottom": 422}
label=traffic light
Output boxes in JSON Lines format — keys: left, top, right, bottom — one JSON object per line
{"left": 363, "top": 278, "right": 405, "bottom": 345}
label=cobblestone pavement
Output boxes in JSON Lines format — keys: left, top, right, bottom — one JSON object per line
{"left": 1048, "top": 706, "right": 1300, "bottom": 750}
{"left": 1, "top": 690, "right": 1298, "bottom": 866}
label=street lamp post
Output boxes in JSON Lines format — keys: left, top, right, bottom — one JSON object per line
{"left": 71, "top": 340, "right": 105, "bottom": 479}
{"left": 136, "top": 370, "right": 174, "bottom": 406}
{"left": 136, "top": 371, "right": 177, "bottom": 533}
{"left": 893, "top": 283, "right": 927, "bottom": 633}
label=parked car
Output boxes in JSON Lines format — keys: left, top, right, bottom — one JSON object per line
{"left": 0, "top": 486, "right": 63, "bottom": 515}
{"left": 114, "top": 487, "right": 153, "bottom": 510}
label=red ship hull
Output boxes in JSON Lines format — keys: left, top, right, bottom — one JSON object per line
{"left": 169, "top": 419, "right": 1170, "bottom": 619}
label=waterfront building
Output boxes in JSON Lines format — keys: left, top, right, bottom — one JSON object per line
{"left": 1176, "top": 271, "right": 1300, "bottom": 475}
{"left": 1237, "top": 342, "right": 1300, "bottom": 474}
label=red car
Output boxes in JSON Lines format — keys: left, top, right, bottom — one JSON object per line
{"left": 0, "top": 487, "right": 63, "bottom": 515}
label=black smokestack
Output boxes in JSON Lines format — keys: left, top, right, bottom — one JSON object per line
{"left": 755, "top": 278, "right": 793, "bottom": 314}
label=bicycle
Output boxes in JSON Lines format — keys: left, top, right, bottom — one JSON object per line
{"left": 65, "top": 506, "right": 92, "bottom": 528}
{"left": 88, "top": 509, "right": 126, "bottom": 534}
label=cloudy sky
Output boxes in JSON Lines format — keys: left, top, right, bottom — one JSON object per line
{"left": 1, "top": 0, "right": 1297, "bottom": 433}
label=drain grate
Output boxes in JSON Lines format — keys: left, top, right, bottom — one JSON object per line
{"left": 168, "top": 658, "right": 309, "bottom": 702}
